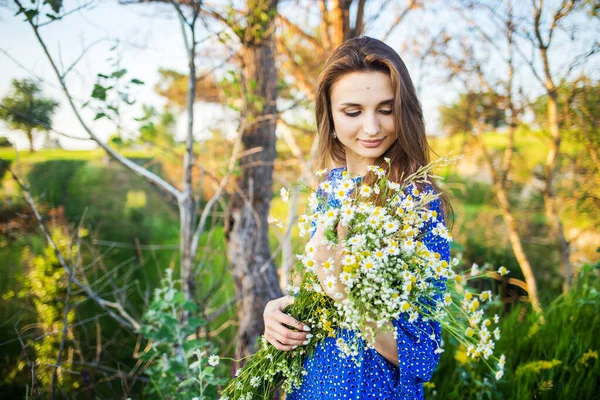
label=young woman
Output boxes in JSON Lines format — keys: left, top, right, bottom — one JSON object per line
{"left": 262, "top": 36, "right": 452, "bottom": 399}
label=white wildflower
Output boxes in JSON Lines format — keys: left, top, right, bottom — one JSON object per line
{"left": 280, "top": 187, "right": 289, "bottom": 203}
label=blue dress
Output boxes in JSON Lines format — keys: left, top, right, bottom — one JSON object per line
{"left": 286, "top": 167, "right": 450, "bottom": 400}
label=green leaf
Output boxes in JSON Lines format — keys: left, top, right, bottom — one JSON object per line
{"left": 93, "top": 112, "right": 107, "bottom": 121}
{"left": 91, "top": 84, "right": 107, "bottom": 101}
{"left": 43, "top": 0, "right": 63, "bottom": 14}
{"left": 183, "top": 339, "right": 209, "bottom": 354}
{"left": 130, "top": 78, "right": 144, "bottom": 85}
{"left": 178, "top": 378, "right": 197, "bottom": 388}
{"left": 111, "top": 68, "right": 127, "bottom": 79}
{"left": 186, "top": 317, "right": 208, "bottom": 330}
{"left": 182, "top": 301, "right": 198, "bottom": 313}
{"left": 23, "top": 9, "right": 39, "bottom": 22}
{"left": 97, "top": 73, "right": 109, "bottom": 79}
{"left": 173, "top": 292, "right": 186, "bottom": 305}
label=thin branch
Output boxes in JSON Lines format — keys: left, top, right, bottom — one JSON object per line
{"left": 37, "top": 0, "right": 97, "bottom": 28}
{"left": 277, "top": 14, "right": 323, "bottom": 52}
{"left": 380, "top": 0, "right": 419, "bottom": 42}
{"left": 190, "top": 116, "right": 246, "bottom": 259}
{"left": 0, "top": 104, "right": 91, "bottom": 141}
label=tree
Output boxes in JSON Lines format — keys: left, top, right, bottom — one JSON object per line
{"left": 12, "top": 0, "right": 231, "bottom": 326}
{"left": 514, "top": 0, "right": 599, "bottom": 293}
{"left": 434, "top": 1, "right": 543, "bottom": 313}
{"left": 220, "top": 0, "right": 282, "bottom": 358}
{"left": 0, "top": 78, "right": 59, "bottom": 152}
{"left": 532, "top": 76, "right": 600, "bottom": 173}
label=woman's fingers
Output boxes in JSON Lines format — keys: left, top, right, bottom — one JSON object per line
{"left": 276, "top": 308, "right": 311, "bottom": 332}
{"left": 264, "top": 333, "right": 294, "bottom": 351}
{"left": 269, "top": 312, "right": 310, "bottom": 340}
{"left": 263, "top": 295, "right": 313, "bottom": 350}
{"left": 270, "top": 325, "right": 310, "bottom": 346}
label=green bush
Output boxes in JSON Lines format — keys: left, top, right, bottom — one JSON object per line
{"left": 430, "top": 263, "right": 600, "bottom": 399}
{"left": 139, "top": 268, "right": 228, "bottom": 399}
{"left": 26, "top": 159, "right": 86, "bottom": 208}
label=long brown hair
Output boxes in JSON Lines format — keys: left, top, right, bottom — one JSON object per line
{"left": 315, "top": 36, "right": 454, "bottom": 227}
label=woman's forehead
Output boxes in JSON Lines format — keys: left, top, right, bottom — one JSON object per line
{"left": 331, "top": 71, "right": 394, "bottom": 105}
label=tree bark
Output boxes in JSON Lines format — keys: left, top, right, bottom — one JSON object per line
{"left": 225, "top": 0, "right": 282, "bottom": 358}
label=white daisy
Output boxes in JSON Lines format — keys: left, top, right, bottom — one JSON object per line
{"left": 319, "top": 180, "right": 333, "bottom": 194}
{"left": 359, "top": 185, "right": 373, "bottom": 197}
{"left": 324, "top": 275, "right": 337, "bottom": 293}
{"left": 280, "top": 187, "right": 289, "bottom": 203}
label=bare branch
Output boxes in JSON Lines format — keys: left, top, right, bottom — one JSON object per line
{"left": 277, "top": 14, "right": 323, "bottom": 52}
{"left": 380, "top": 0, "right": 419, "bottom": 42}
{"left": 37, "top": 0, "right": 97, "bottom": 28}
{"left": 190, "top": 117, "right": 246, "bottom": 259}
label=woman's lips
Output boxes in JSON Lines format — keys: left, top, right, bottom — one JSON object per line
{"left": 358, "top": 138, "right": 385, "bottom": 148}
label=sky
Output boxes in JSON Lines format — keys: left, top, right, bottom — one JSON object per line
{"left": 0, "top": 0, "right": 597, "bottom": 151}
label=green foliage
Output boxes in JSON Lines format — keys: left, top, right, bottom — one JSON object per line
{"left": 26, "top": 159, "right": 86, "bottom": 208}
{"left": 0, "top": 79, "right": 59, "bottom": 152}
{"left": 139, "top": 269, "right": 228, "bottom": 399}
{"left": 0, "top": 158, "right": 11, "bottom": 188}
{"left": 136, "top": 105, "right": 177, "bottom": 148}
{"left": 65, "top": 161, "right": 176, "bottom": 243}
{"left": 439, "top": 91, "right": 507, "bottom": 136}
{"left": 0, "top": 137, "right": 12, "bottom": 147}
{"left": 86, "top": 42, "right": 144, "bottom": 124}
{"left": 429, "top": 265, "right": 600, "bottom": 399}
{"left": 15, "top": 226, "right": 83, "bottom": 393}
{"left": 531, "top": 77, "right": 599, "bottom": 141}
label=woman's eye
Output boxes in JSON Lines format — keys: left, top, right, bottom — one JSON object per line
{"left": 344, "top": 111, "right": 361, "bottom": 117}
{"left": 380, "top": 109, "right": 393, "bottom": 115}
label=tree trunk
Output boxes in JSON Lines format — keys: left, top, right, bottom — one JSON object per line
{"left": 180, "top": 9, "right": 199, "bottom": 307}
{"left": 27, "top": 127, "right": 35, "bottom": 152}
{"left": 225, "top": 0, "right": 282, "bottom": 359}
{"left": 545, "top": 90, "right": 572, "bottom": 293}
{"left": 475, "top": 135, "right": 542, "bottom": 313}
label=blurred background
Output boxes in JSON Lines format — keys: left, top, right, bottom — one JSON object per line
{"left": 0, "top": 0, "right": 598, "bottom": 398}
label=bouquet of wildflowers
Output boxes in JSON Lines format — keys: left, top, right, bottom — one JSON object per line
{"left": 219, "top": 155, "right": 506, "bottom": 400}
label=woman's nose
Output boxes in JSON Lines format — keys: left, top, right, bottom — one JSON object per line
{"left": 363, "top": 112, "right": 380, "bottom": 136}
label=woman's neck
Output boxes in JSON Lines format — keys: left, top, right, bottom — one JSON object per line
{"left": 345, "top": 157, "right": 373, "bottom": 178}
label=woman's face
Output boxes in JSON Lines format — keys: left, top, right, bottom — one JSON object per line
{"left": 330, "top": 70, "right": 396, "bottom": 174}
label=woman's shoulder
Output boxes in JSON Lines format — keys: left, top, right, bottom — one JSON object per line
{"left": 326, "top": 166, "right": 347, "bottom": 182}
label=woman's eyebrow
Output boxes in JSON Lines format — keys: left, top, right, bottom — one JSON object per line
{"left": 340, "top": 98, "right": 394, "bottom": 107}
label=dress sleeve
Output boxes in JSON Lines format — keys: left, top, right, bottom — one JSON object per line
{"left": 389, "top": 185, "right": 450, "bottom": 396}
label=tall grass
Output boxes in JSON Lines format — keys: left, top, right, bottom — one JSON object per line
{"left": 429, "top": 263, "right": 600, "bottom": 399}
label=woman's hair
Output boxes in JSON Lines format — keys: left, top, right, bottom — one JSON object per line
{"left": 315, "top": 36, "right": 453, "bottom": 226}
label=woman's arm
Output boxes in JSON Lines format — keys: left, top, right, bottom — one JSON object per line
{"left": 360, "top": 320, "right": 399, "bottom": 366}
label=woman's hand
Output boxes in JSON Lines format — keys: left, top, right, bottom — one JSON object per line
{"left": 309, "top": 221, "right": 349, "bottom": 302}
{"left": 263, "top": 295, "right": 312, "bottom": 351}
